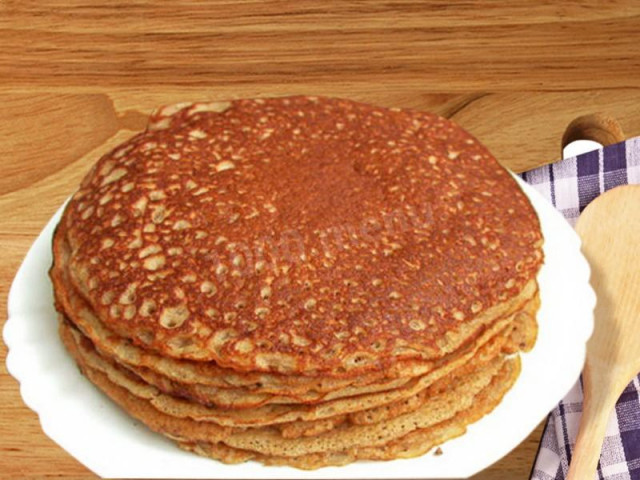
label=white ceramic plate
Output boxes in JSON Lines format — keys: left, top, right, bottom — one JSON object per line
{"left": 4, "top": 177, "right": 594, "bottom": 479}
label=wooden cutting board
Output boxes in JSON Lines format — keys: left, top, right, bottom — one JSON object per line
{"left": 2, "top": 2, "right": 640, "bottom": 479}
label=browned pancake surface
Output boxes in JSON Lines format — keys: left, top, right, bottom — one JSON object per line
{"left": 59, "top": 95, "right": 543, "bottom": 375}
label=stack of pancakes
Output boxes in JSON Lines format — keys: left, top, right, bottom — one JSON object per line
{"left": 50, "top": 96, "right": 543, "bottom": 469}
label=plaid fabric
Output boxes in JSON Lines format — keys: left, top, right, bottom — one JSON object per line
{"left": 520, "top": 137, "right": 640, "bottom": 480}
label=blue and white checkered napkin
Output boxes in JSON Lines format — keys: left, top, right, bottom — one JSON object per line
{"left": 519, "top": 137, "right": 640, "bottom": 480}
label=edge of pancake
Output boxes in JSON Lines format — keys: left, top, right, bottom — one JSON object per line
{"left": 61, "top": 316, "right": 517, "bottom": 459}
{"left": 59, "top": 291, "right": 536, "bottom": 427}
{"left": 182, "top": 358, "right": 520, "bottom": 469}
{"left": 52, "top": 222, "right": 539, "bottom": 389}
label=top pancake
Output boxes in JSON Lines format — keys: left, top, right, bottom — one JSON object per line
{"left": 59, "top": 96, "right": 543, "bottom": 375}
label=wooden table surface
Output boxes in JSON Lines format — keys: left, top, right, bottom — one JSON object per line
{"left": 2, "top": 2, "right": 640, "bottom": 478}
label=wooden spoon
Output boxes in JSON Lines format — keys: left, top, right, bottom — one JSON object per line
{"left": 567, "top": 185, "right": 640, "bottom": 479}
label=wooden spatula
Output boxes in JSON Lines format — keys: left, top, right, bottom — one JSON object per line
{"left": 567, "top": 185, "right": 640, "bottom": 479}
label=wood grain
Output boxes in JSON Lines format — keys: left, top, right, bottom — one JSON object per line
{"left": 1, "top": 2, "right": 639, "bottom": 478}
{"left": 2, "top": 1, "right": 640, "bottom": 91}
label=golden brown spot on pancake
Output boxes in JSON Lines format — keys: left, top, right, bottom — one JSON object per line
{"left": 101, "top": 238, "right": 114, "bottom": 249}
{"left": 260, "top": 286, "right": 272, "bottom": 300}
{"left": 235, "top": 339, "right": 254, "bottom": 353}
{"left": 100, "top": 291, "right": 114, "bottom": 305}
{"left": 193, "top": 187, "right": 209, "bottom": 196}
{"left": 409, "top": 320, "right": 426, "bottom": 331}
{"left": 173, "top": 220, "right": 192, "bottom": 230}
{"left": 215, "top": 264, "right": 228, "bottom": 276}
{"left": 159, "top": 305, "right": 189, "bottom": 329}
{"left": 168, "top": 335, "right": 195, "bottom": 350}
{"left": 111, "top": 213, "right": 124, "bottom": 227}
{"left": 151, "top": 205, "right": 168, "bottom": 224}
{"left": 139, "top": 245, "right": 162, "bottom": 258}
{"left": 99, "top": 192, "right": 114, "bottom": 205}
{"left": 123, "top": 305, "right": 137, "bottom": 320}
{"left": 149, "top": 190, "right": 167, "bottom": 201}
{"left": 113, "top": 145, "right": 134, "bottom": 159}
{"left": 232, "top": 255, "right": 244, "bottom": 267}
{"left": 101, "top": 168, "right": 127, "bottom": 186}
{"left": 118, "top": 284, "right": 137, "bottom": 305}
{"left": 216, "top": 161, "right": 235, "bottom": 172}
{"left": 143, "top": 255, "right": 166, "bottom": 271}
{"left": 200, "top": 281, "right": 217, "bottom": 296}
{"left": 132, "top": 197, "right": 148, "bottom": 217}
{"left": 139, "top": 299, "right": 157, "bottom": 317}
{"left": 80, "top": 206, "right": 95, "bottom": 220}
{"left": 471, "top": 301, "right": 483, "bottom": 314}
{"left": 189, "top": 129, "right": 208, "bottom": 139}
{"left": 141, "top": 142, "right": 157, "bottom": 152}
{"left": 292, "top": 334, "right": 311, "bottom": 347}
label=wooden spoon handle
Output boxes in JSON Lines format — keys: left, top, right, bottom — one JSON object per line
{"left": 567, "top": 362, "right": 624, "bottom": 479}
{"left": 561, "top": 113, "right": 626, "bottom": 155}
